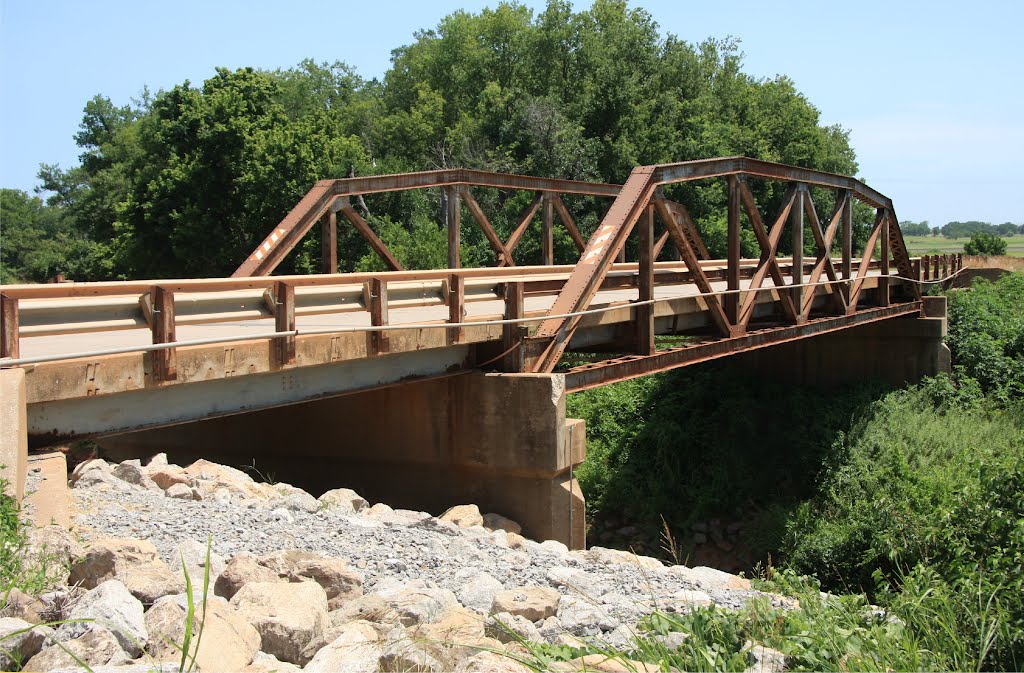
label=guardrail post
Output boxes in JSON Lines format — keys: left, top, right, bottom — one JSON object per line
{"left": 502, "top": 281, "right": 525, "bottom": 372}
{"left": 447, "top": 273, "right": 464, "bottom": 344}
{"left": 151, "top": 286, "right": 176, "bottom": 381}
{"left": 933, "top": 255, "right": 940, "bottom": 281}
{"left": 542, "top": 192, "right": 554, "bottom": 266}
{"left": 367, "top": 278, "right": 389, "bottom": 355}
{"left": 637, "top": 204, "right": 656, "bottom": 354}
{"left": 273, "top": 281, "right": 295, "bottom": 366}
{"left": 922, "top": 255, "right": 930, "bottom": 282}
{"left": 0, "top": 294, "right": 19, "bottom": 360}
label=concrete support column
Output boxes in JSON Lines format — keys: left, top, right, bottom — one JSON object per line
{"left": 0, "top": 368, "right": 28, "bottom": 503}
{"left": 101, "top": 372, "right": 588, "bottom": 548}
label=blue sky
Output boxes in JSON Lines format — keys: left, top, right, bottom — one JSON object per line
{"left": 2, "top": 0, "right": 1021, "bottom": 226}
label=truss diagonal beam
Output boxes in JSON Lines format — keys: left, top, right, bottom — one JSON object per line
{"left": 498, "top": 193, "right": 544, "bottom": 267}
{"left": 461, "top": 187, "right": 515, "bottom": 266}
{"left": 737, "top": 182, "right": 798, "bottom": 327}
{"left": 848, "top": 210, "right": 886, "bottom": 313}
{"left": 800, "top": 191, "right": 847, "bottom": 318}
{"left": 339, "top": 203, "right": 405, "bottom": 271}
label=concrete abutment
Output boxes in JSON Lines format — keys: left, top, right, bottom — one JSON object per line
{"left": 101, "top": 372, "right": 588, "bottom": 548}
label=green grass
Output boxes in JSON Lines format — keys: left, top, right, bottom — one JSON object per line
{"left": 903, "top": 234, "right": 1024, "bottom": 257}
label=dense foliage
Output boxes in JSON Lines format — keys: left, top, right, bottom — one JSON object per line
{"left": 964, "top": 231, "right": 1010, "bottom": 256}
{"left": 897, "top": 219, "right": 1021, "bottom": 239}
{"left": 3, "top": 0, "right": 869, "bottom": 282}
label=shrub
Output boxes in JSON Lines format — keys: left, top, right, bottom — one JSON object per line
{"left": 964, "top": 232, "right": 1008, "bottom": 256}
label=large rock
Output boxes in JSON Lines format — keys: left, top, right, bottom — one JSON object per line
{"left": 486, "top": 611, "right": 542, "bottom": 644}
{"left": 24, "top": 626, "right": 132, "bottom": 670}
{"left": 111, "top": 461, "right": 161, "bottom": 490}
{"left": 303, "top": 620, "right": 383, "bottom": 673}
{"left": 145, "top": 594, "right": 261, "bottom": 671}
{"left": 318, "top": 487, "right": 369, "bottom": 514}
{"left": 69, "top": 458, "right": 110, "bottom": 485}
{"left": 2, "top": 587, "right": 45, "bottom": 623}
{"left": 59, "top": 580, "right": 147, "bottom": 656}
{"left": 174, "top": 539, "right": 226, "bottom": 586}
{"left": 455, "top": 571, "right": 504, "bottom": 613}
{"left": 183, "top": 459, "right": 266, "bottom": 500}
{"left": 68, "top": 538, "right": 184, "bottom": 604}
{"left": 230, "top": 581, "right": 328, "bottom": 665}
{"left": 330, "top": 593, "right": 401, "bottom": 627}
{"left": 258, "top": 549, "right": 363, "bottom": 609}
{"left": 483, "top": 513, "right": 522, "bottom": 535}
{"left": 147, "top": 466, "right": 190, "bottom": 490}
{"left": 668, "top": 565, "right": 752, "bottom": 591}
{"left": 745, "top": 642, "right": 787, "bottom": 673}
{"left": 241, "top": 651, "right": 303, "bottom": 673}
{"left": 268, "top": 483, "right": 320, "bottom": 512}
{"left": 584, "top": 547, "right": 664, "bottom": 571}
{"left": 492, "top": 586, "right": 561, "bottom": 622}
{"left": 417, "top": 605, "right": 487, "bottom": 647}
{"left": 0, "top": 617, "right": 49, "bottom": 670}
{"left": 440, "top": 504, "right": 484, "bottom": 528}
{"left": 378, "top": 583, "right": 459, "bottom": 626}
{"left": 214, "top": 553, "right": 281, "bottom": 600}
{"left": 454, "top": 651, "right": 533, "bottom": 673}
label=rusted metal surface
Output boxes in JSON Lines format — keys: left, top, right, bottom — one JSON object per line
{"left": 368, "top": 278, "right": 390, "bottom": 355}
{"left": 636, "top": 205, "right": 655, "bottom": 355}
{"left": 339, "top": 203, "right": 404, "bottom": 272}
{"left": 800, "top": 189, "right": 847, "bottom": 319}
{"left": 151, "top": 286, "right": 176, "bottom": 381}
{"left": 462, "top": 187, "right": 514, "bottom": 265}
{"left": 447, "top": 273, "right": 464, "bottom": 344}
{"left": 552, "top": 195, "right": 587, "bottom": 252}
{"left": 273, "top": 281, "right": 296, "bottom": 366}
{"left": 501, "top": 281, "right": 525, "bottom": 373}
{"left": 564, "top": 302, "right": 922, "bottom": 392}
{"left": 1, "top": 294, "right": 18, "bottom": 359}
{"left": 321, "top": 210, "right": 338, "bottom": 274}
{"left": 736, "top": 182, "right": 798, "bottom": 327}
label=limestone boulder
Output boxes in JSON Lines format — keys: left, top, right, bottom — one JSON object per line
{"left": 68, "top": 537, "right": 184, "bottom": 604}
{"left": 658, "top": 588, "right": 713, "bottom": 613}
{"left": 145, "top": 452, "right": 169, "bottom": 468}
{"left": 24, "top": 626, "right": 132, "bottom": 670}
{"left": 455, "top": 571, "right": 504, "bottom": 613}
{"left": 59, "top": 580, "right": 147, "bottom": 656}
{"left": 145, "top": 594, "right": 261, "bottom": 671}
{"left": 111, "top": 461, "right": 161, "bottom": 490}
{"left": 492, "top": 586, "right": 561, "bottom": 622}
{"left": 440, "top": 504, "right": 484, "bottom": 528}
{"left": 483, "top": 512, "right": 522, "bottom": 535}
{"left": 585, "top": 546, "right": 664, "bottom": 571}
{"left": 2, "top": 587, "right": 45, "bottom": 623}
{"left": 147, "top": 466, "right": 190, "bottom": 490}
{"left": 165, "top": 483, "right": 198, "bottom": 500}
{"left": 454, "top": 651, "right": 534, "bottom": 673}
{"left": 303, "top": 620, "right": 382, "bottom": 673}
{"left": 268, "top": 483, "right": 320, "bottom": 512}
{"left": 230, "top": 580, "right": 328, "bottom": 665}
{"left": 330, "top": 593, "right": 400, "bottom": 627}
{"left": 744, "top": 642, "right": 787, "bottom": 673}
{"left": 667, "top": 565, "right": 752, "bottom": 591}
{"left": 0, "top": 617, "right": 50, "bottom": 670}
{"left": 183, "top": 459, "right": 265, "bottom": 500}
{"left": 174, "top": 538, "right": 226, "bottom": 586}
{"left": 318, "top": 487, "right": 369, "bottom": 514}
{"left": 69, "top": 458, "right": 110, "bottom": 485}
{"left": 240, "top": 651, "right": 303, "bottom": 673}
{"left": 486, "top": 611, "right": 542, "bottom": 644}
{"left": 214, "top": 553, "right": 281, "bottom": 600}
{"left": 258, "top": 549, "right": 363, "bottom": 609}
{"left": 378, "top": 583, "right": 459, "bottom": 627}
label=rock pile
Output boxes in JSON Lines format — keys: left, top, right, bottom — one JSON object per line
{"left": 2, "top": 454, "right": 795, "bottom": 671}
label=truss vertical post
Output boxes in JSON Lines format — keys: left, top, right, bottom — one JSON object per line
{"left": 791, "top": 185, "right": 805, "bottom": 320}
{"left": 151, "top": 286, "right": 176, "bottom": 381}
{"left": 368, "top": 278, "right": 389, "bottom": 355}
{"left": 726, "top": 175, "right": 741, "bottom": 325}
{"left": 841, "top": 189, "right": 852, "bottom": 303}
{"left": 542, "top": 192, "right": 554, "bottom": 266}
{"left": 879, "top": 212, "right": 890, "bottom": 307}
{"left": 446, "top": 185, "right": 461, "bottom": 270}
{"left": 0, "top": 294, "right": 19, "bottom": 360}
{"left": 502, "top": 281, "right": 525, "bottom": 372}
{"left": 636, "top": 204, "right": 656, "bottom": 355}
{"left": 320, "top": 208, "right": 338, "bottom": 274}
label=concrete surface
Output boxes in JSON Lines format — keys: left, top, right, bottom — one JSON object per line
{"left": 0, "top": 368, "right": 27, "bottom": 503}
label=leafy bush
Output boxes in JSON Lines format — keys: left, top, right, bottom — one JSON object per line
{"left": 964, "top": 232, "right": 1008, "bottom": 256}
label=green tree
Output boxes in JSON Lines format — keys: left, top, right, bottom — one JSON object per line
{"left": 964, "top": 231, "right": 1008, "bottom": 256}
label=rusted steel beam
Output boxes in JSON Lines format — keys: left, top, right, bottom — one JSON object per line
{"left": 367, "top": 278, "right": 389, "bottom": 355}
{"left": 653, "top": 230, "right": 671, "bottom": 259}
{"left": 800, "top": 190, "right": 847, "bottom": 318}
{"left": 879, "top": 209, "right": 891, "bottom": 307}
{"left": 841, "top": 190, "right": 853, "bottom": 303}
{"left": 737, "top": 183, "right": 798, "bottom": 327}
{"left": 564, "top": 302, "right": 922, "bottom": 392}
{"left": 447, "top": 273, "right": 464, "bottom": 344}
{"left": 462, "top": 187, "right": 514, "bottom": 266}
{"left": 273, "top": 281, "right": 296, "bottom": 366}
{"left": 542, "top": 192, "right": 555, "bottom": 266}
{"left": 922, "top": 255, "right": 930, "bottom": 281}
{"left": 1, "top": 293, "right": 19, "bottom": 359}
{"left": 848, "top": 210, "right": 886, "bottom": 313}
{"left": 636, "top": 204, "right": 655, "bottom": 355}
{"left": 529, "top": 166, "right": 660, "bottom": 372}
{"left": 501, "top": 281, "right": 525, "bottom": 372}
{"left": 320, "top": 209, "right": 338, "bottom": 274}
{"left": 791, "top": 186, "right": 805, "bottom": 318}
{"left": 664, "top": 200, "right": 711, "bottom": 259}
{"left": 500, "top": 193, "right": 544, "bottom": 267}
{"left": 654, "top": 197, "right": 733, "bottom": 336}
{"left": 445, "top": 186, "right": 461, "bottom": 270}
{"left": 886, "top": 210, "right": 922, "bottom": 299}
{"left": 652, "top": 157, "right": 892, "bottom": 210}
{"left": 552, "top": 195, "right": 586, "bottom": 252}
{"left": 151, "top": 286, "right": 176, "bottom": 381}
{"left": 726, "top": 175, "right": 742, "bottom": 326}
{"left": 339, "top": 203, "right": 405, "bottom": 272}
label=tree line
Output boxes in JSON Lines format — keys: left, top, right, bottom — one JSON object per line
{"left": 5, "top": 0, "right": 867, "bottom": 284}
{"left": 899, "top": 220, "right": 1023, "bottom": 238}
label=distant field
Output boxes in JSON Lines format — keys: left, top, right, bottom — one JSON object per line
{"left": 902, "top": 234, "right": 1024, "bottom": 258}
